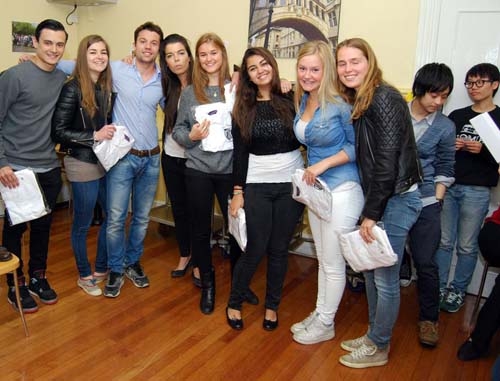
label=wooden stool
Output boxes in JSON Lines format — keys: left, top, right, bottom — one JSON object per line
{"left": 0, "top": 255, "right": 29, "bottom": 336}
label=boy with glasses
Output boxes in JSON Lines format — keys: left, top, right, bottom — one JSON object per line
{"left": 436, "top": 63, "right": 500, "bottom": 313}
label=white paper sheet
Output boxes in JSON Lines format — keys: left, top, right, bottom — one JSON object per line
{"left": 470, "top": 112, "right": 500, "bottom": 162}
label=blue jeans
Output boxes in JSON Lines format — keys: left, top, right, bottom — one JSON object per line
{"left": 106, "top": 153, "right": 160, "bottom": 274}
{"left": 435, "top": 184, "right": 490, "bottom": 293}
{"left": 71, "top": 177, "right": 108, "bottom": 278}
{"left": 364, "top": 189, "right": 422, "bottom": 349}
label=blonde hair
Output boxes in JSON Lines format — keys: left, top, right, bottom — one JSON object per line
{"left": 335, "top": 38, "right": 384, "bottom": 119}
{"left": 295, "top": 40, "right": 339, "bottom": 111}
{"left": 192, "top": 33, "right": 230, "bottom": 104}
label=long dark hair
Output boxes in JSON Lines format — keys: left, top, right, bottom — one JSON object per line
{"left": 159, "top": 34, "right": 193, "bottom": 139}
{"left": 232, "top": 47, "right": 294, "bottom": 143}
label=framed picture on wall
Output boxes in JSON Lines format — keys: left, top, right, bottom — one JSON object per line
{"left": 248, "top": 0, "right": 342, "bottom": 58}
{"left": 12, "top": 21, "right": 37, "bottom": 53}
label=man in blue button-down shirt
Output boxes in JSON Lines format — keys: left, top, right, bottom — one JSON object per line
{"left": 55, "top": 22, "right": 165, "bottom": 298}
{"left": 103, "top": 22, "right": 165, "bottom": 297}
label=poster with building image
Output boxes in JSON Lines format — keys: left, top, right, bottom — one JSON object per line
{"left": 12, "top": 21, "right": 37, "bottom": 53}
{"left": 248, "top": 0, "right": 342, "bottom": 58}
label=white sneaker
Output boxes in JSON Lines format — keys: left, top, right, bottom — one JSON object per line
{"left": 77, "top": 278, "right": 102, "bottom": 296}
{"left": 290, "top": 311, "right": 318, "bottom": 334}
{"left": 292, "top": 315, "right": 335, "bottom": 345}
{"left": 339, "top": 341, "right": 389, "bottom": 369}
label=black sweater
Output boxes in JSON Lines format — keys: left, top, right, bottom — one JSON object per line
{"left": 449, "top": 105, "right": 500, "bottom": 187}
{"left": 232, "top": 100, "right": 300, "bottom": 186}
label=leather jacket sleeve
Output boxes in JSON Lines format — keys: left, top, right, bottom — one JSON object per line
{"left": 357, "top": 86, "right": 416, "bottom": 221}
{"left": 51, "top": 79, "right": 94, "bottom": 146}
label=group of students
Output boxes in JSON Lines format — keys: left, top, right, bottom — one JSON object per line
{"left": 1, "top": 17, "right": 500, "bottom": 370}
{"left": 0, "top": 19, "right": 167, "bottom": 311}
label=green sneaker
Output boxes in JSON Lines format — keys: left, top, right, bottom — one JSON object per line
{"left": 439, "top": 288, "right": 449, "bottom": 310}
{"left": 442, "top": 287, "right": 465, "bottom": 313}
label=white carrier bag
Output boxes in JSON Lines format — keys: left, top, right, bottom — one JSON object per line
{"left": 195, "top": 83, "right": 236, "bottom": 152}
{"left": 291, "top": 168, "right": 332, "bottom": 221}
{"left": 93, "top": 125, "right": 135, "bottom": 171}
{"left": 228, "top": 207, "right": 247, "bottom": 252}
{"left": 339, "top": 224, "right": 397, "bottom": 272}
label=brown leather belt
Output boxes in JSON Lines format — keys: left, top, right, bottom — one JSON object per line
{"left": 129, "top": 146, "right": 160, "bottom": 157}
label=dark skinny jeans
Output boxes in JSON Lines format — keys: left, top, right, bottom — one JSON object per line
{"left": 228, "top": 182, "right": 304, "bottom": 311}
{"left": 4, "top": 167, "right": 62, "bottom": 285}
{"left": 407, "top": 202, "right": 441, "bottom": 322}
{"left": 184, "top": 167, "right": 235, "bottom": 275}
{"left": 161, "top": 152, "right": 191, "bottom": 258}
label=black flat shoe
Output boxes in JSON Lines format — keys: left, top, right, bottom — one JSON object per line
{"left": 226, "top": 307, "right": 243, "bottom": 330}
{"left": 171, "top": 259, "right": 192, "bottom": 278}
{"left": 192, "top": 270, "right": 202, "bottom": 288}
{"left": 244, "top": 289, "right": 259, "bottom": 305}
{"left": 457, "top": 339, "right": 487, "bottom": 361}
{"left": 263, "top": 314, "right": 279, "bottom": 331}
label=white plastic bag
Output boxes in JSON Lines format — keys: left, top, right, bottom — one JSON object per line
{"left": 228, "top": 207, "right": 247, "bottom": 251}
{"left": 195, "top": 102, "right": 233, "bottom": 152}
{"left": 339, "top": 225, "right": 397, "bottom": 272}
{"left": 93, "top": 125, "right": 135, "bottom": 171}
{"left": 291, "top": 168, "right": 332, "bottom": 221}
{"left": 0, "top": 168, "right": 49, "bottom": 225}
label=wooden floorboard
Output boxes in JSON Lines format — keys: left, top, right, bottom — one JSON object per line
{"left": 0, "top": 207, "right": 497, "bottom": 380}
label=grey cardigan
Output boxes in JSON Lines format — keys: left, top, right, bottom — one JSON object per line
{"left": 172, "top": 84, "right": 232, "bottom": 174}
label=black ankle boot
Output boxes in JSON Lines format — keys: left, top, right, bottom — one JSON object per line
{"left": 200, "top": 268, "right": 215, "bottom": 314}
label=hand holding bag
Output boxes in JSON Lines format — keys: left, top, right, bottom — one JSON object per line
{"left": 0, "top": 168, "right": 50, "bottom": 225}
{"left": 195, "top": 102, "right": 233, "bottom": 152}
{"left": 228, "top": 207, "right": 247, "bottom": 251}
{"left": 291, "top": 168, "right": 332, "bottom": 221}
{"left": 338, "top": 224, "right": 397, "bottom": 272}
{"left": 93, "top": 125, "right": 135, "bottom": 171}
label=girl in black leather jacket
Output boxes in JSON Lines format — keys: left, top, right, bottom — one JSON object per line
{"left": 51, "top": 35, "right": 115, "bottom": 297}
{"left": 334, "top": 38, "right": 422, "bottom": 369}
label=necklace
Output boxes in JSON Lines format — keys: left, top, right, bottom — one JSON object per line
{"left": 209, "top": 86, "right": 219, "bottom": 98}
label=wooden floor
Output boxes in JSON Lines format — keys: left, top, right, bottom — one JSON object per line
{"left": 0, "top": 207, "right": 497, "bottom": 380}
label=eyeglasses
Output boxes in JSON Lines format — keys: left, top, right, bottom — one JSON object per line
{"left": 464, "top": 79, "right": 494, "bottom": 89}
